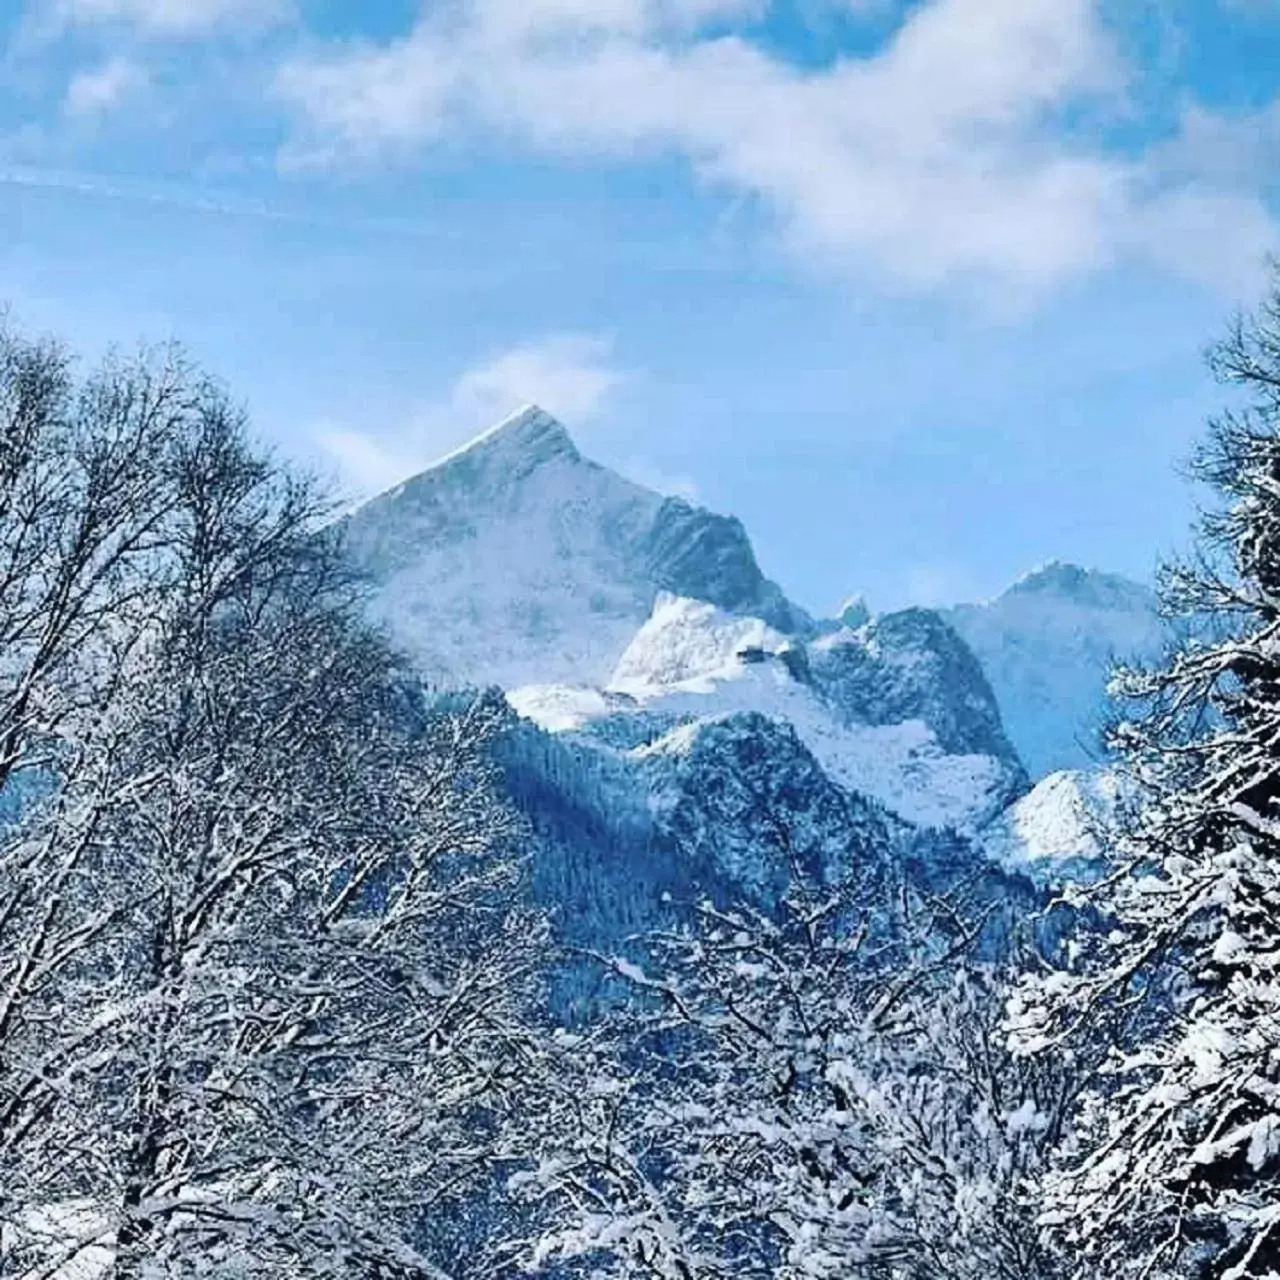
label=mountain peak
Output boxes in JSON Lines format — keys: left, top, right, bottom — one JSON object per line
{"left": 1011, "top": 560, "right": 1088, "bottom": 592}
{"left": 1004, "top": 561, "right": 1154, "bottom": 611}
{"left": 426, "top": 404, "right": 580, "bottom": 474}
{"left": 836, "top": 595, "right": 870, "bottom": 629}
{"left": 945, "top": 562, "right": 1164, "bottom": 777}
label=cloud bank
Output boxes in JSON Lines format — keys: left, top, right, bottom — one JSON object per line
{"left": 273, "top": 0, "right": 1277, "bottom": 300}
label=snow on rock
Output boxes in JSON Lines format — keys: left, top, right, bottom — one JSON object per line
{"left": 340, "top": 408, "right": 1044, "bottom": 929}
{"left": 810, "top": 608, "right": 1021, "bottom": 767}
{"left": 982, "top": 768, "right": 1123, "bottom": 882}
{"left": 837, "top": 595, "right": 870, "bottom": 629}
{"left": 945, "top": 562, "right": 1166, "bottom": 779}
{"left": 608, "top": 593, "right": 792, "bottom": 697}
{"left": 505, "top": 684, "right": 621, "bottom": 733}
{"left": 603, "top": 595, "right": 1020, "bottom": 831}
{"left": 818, "top": 720, "right": 1018, "bottom": 833}
{"left": 626, "top": 678, "right": 1014, "bottom": 834}
{"left": 634, "top": 711, "right": 896, "bottom": 901}
{"left": 631, "top": 711, "right": 895, "bottom": 900}
{"left": 4, "top": 1201, "right": 113, "bottom": 1280}
{"left": 514, "top": 593, "right": 1022, "bottom": 833}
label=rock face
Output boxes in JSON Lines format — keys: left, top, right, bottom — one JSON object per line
{"left": 810, "top": 608, "right": 1017, "bottom": 764}
{"left": 510, "top": 591, "right": 1025, "bottom": 834}
{"left": 642, "top": 497, "right": 807, "bottom": 633}
{"left": 635, "top": 712, "right": 894, "bottom": 900}
{"left": 944, "top": 562, "right": 1167, "bottom": 779}
{"left": 499, "top": 708, "right": 897, "bottom": 943}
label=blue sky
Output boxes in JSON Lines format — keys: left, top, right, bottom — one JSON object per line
{"left": 1, "top": 0, "right": 1278, "bottom": 615}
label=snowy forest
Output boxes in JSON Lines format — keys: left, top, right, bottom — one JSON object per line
{"left": 5, "top": 271, "right": 1280, "bottom": 1280}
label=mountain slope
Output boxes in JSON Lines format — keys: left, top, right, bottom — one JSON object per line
{"left": 342, "top": 407, "right": 1025, "bottom": 828}
{"left": 507, "top": 592, "right": 1024, "bottom": 832}
{"left": 944, "top": 562, "right": 1167, "bottom": 778}
{"left": 982, "top": 768, "right": 1123, "bottom": 883}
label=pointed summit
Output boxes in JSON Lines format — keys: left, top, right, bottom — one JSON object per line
{"left": 353, "top": 405, "right": 582, "bottom": 518}
{"left": 426, "top": 404, "right": 580, "bottom": 475}
{"left": 338, "top": 403, "right": 809, "bottom": 689}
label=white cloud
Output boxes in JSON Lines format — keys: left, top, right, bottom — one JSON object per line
{"left": 275, "top": 37, "right": 455, "bottom": 150}
{"left": 275, "top": 0, "right": 1277, "bottom": 300}
{"left": 50, "top": 0, "right": 290, "bottom": 36}
{"left": 451, "top": 334, "right": 623, "bottom": 427}
{"left": 64, "top": 55, "right": 146, "bottom": 116}
{"left": 316, "top": 427, "right": 408, "bottom": 500}
{"left": 317, "top": 333, "right": 625, "bottom": 497}
{"left": 1146, "top": 100, "right": 1280, "bottom": 194}
{"left": 1124, "top": 186, "right": 1278, "bottom": 298}
{"left": 467, "top": 0, "right": 764, "bottom": 41}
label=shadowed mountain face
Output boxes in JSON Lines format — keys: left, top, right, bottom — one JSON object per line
{"left": 642, "top": 497, "right": 806, "bottom": 633}
{"left": 809, "top": 607, "right": 1015, "bottom": 763}
{"left": 944, "top": 563, "right": 1166, "bottom": 779}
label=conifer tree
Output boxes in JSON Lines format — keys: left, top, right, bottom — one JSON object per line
{"left": 1009, "top": 270, "right": 1280, "bottom": 1279}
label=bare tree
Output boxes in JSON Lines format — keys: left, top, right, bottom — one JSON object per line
{"left": 0, "top": 328, "right": 199, "bottom": 1240}
{"left": 0, "top": 326, "right": 551, "bottom": 1278}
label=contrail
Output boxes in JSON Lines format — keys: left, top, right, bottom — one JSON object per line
{"left": 0, "top": 164, "right": 460, "bottom": 241}
{"left": 0, "top": 164, "right": 294, "bottom": 220}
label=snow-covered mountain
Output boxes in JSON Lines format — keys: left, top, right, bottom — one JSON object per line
{"left": 982, "top": 768, "right": 1125, "bottom": 884}
{"left": 343, "top": 409, "right": 1023, "bottom": 819}
{"left": 507, "top": 593, "right": 1024, "bottom": 832}
{"left": 944, "top": 563, "right": 1167, "bottom": 779}
{"left": 340, "top": 406, "right": 805, "bottom": 690}
{"left": 341, "top": 410, "right": 1137, "bottom": 944}
{"left": 499, "top": 707, "right": 899, "bottom": 957}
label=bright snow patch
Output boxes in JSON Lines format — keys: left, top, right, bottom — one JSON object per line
{"left": 509, "top": 594, "right": 1015, "bottom": 832}
{"left": 982, "top": 768, "right": 1122, "bottom": 880}
{"left": 506, "top": 684, "right": 616, "bottom": 733}
{"left": 608, "top": 593, "right": 789, "bottom": 697}
{"left": 3, "top": 1201, "right": 113, "bottom": 1280}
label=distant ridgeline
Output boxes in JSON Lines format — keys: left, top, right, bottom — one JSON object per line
{"left": 943, "top": 561, "right": 1166, "bottom": 778}
{"left": 340, "top": 407, "right": 1164, "bottom": 978}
